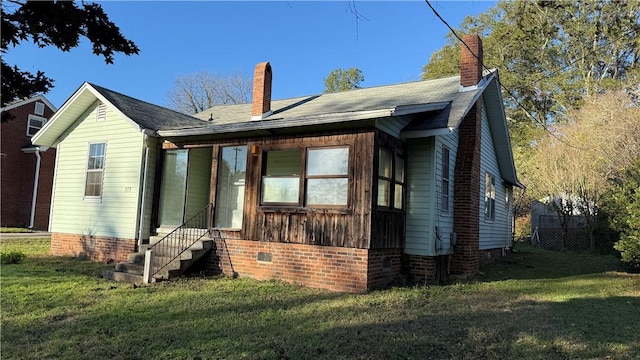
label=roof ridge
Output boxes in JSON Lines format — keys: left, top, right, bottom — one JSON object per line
{"left": 87, "top": 82, "right": 202, "bottom": 120}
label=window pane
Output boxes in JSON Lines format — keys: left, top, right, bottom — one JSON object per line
{"left": 265, "top": 150, "right": 301, "bottom": 176}
{"left": 306, "top": 178, "right": 348, "bottom": 205}
{"left": 85, "top": 171, "right": 102, "bottom": 197}
{"left": 307, "top": 148, "right": 348, "bottom": 176}
{"left": 379, "top": 149, "right": 392, "bottom": 178}
{"left": 395, "top": 156, "right": 404, "bottom": 183}
{"left": 262, "top": 177, "right": 300, "bottom": 203}
{"left": 394, "top": 183, "right": 403, "bottom": 209}
{"left": 377, "top": 179, "right": 390, "bottom": 206}
{"left": 442, "top": 147, "right": 450, "bottom": 179}
{"left": 215, "top": 146, "right": 247, "bottom": 228}
{"left": 35, "top": 102, "right": 45, "bottom": 115}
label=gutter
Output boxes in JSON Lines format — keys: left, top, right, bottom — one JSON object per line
{"left": 137, "top": 133, "right": 150, "bottom": 248}
{"left": 28, "top": 148, "right": 42, "bottom": 229}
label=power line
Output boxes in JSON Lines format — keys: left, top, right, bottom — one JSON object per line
{"left": 424, "top": 0, "right": 593, "bottom": 150}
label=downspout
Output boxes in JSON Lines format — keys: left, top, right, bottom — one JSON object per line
{"left": 137, "top": 133, "right": 150, "bottom": 248}
{"left": 28, "top": 148, "right": 41, "bottom": 229}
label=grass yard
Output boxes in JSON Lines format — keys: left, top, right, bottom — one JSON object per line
{"left": 0, "top": 227, "right": 33, "bottom": 233}
{"left": 1, "top": 238, "right": 639, "bottom": 360}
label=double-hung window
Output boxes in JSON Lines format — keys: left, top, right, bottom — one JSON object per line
{"left": 261, "top": 146, "right": 350, "bottom": 207}
{"left": 441, "top": 146, "right": 450, "bottom": 212}
{"left": 484, "top": 172, "right": 496, "bottom": 221}
{"left": 377, "top": 149, "right": 405, "bottom": 210}
{"left": 27, "top": 115, "right": 46, "bottom": 136}
{"left": 85, "top": 143, "right": 106, "bottom": 199}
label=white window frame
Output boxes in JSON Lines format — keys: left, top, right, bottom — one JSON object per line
{"left": 441, "top": 146, "right": 450, "bottom": 213}
{"left": 26, "top": 115, "right": 47, "bottom": 137}
{"left": 84, "top": 142, "right": 107, "bottom": 201}
{"left": 34, "top": 102, "right": 45, "bottom": 116}
{"left": 484, "top": 172, "right": 496, "bottom": 221}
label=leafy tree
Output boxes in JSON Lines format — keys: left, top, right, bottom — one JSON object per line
{"left": 603, "top": 161, "right": 640, "bottom": 269}
{"left": 528, "top": 89, "right": 640, "bottom": 251}
{"left": 422, "top": 0, "right": 640, "bottom": 145}
{"left": 1, "top": 0, "right": 139, "bottom": 106}
{"left": 324, "top": 67, "right": 364, "bottom": 93}
{"left": 167, "top": 71, "right": 251, "bottom": 115}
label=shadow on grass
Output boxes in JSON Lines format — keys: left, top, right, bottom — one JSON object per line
{"left": 3, "top": 281, "right": 639, "bottom": 359}
{"left": 477, "top": 243, "right": 624, "bottom": 282}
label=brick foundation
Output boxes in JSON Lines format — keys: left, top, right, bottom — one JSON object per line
{"left": 203, "top": 239, "right": 403, "bottom": 293}
{"left": 50, "top": 233, "right": 136, "bottom": 262}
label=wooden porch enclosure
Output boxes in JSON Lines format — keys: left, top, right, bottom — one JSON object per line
{"left": 163, "top": 128, "right": 407, "bottom": 251}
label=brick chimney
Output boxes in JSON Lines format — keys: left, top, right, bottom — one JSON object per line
{"left": 460, "top": 34, "right": 483, "bottom": 87}
{"left": 251, "top": 62, "right": 272, "bottom": 120}
{"left": 451, "top": 33, "right": 483, "bottom": 278}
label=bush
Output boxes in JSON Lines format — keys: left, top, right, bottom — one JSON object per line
{"left": 0, "top": 249, "right": 26, "bottom": 265}
{"left": 603, "top": 161, "right": 640, "bottom": 270}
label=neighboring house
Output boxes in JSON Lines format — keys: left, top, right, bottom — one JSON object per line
{"left": 32, "top": 34, "right": 523, "bottom": 292}
{"left": 531, "top": 197, "right": 590, "bottom": 249}
{"left": 1, "top": 96, "right": 57, "bottom": 229}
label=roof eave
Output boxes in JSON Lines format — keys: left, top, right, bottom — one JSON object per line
{"left": 158, "top": 108, "right": 394, "bottom": 137}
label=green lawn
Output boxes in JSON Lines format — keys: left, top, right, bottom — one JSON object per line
{"left": 0, "top": 227, "right": 33, "bottom": 233}
{"left": 1, "top": 238, "right": 639, "bottom": 360}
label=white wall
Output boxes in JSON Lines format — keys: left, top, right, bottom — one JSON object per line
{"left": 479, "top": 105, "right": 512, "bottom": 249}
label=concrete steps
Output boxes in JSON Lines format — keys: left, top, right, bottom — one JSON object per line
{"left": 102, "top": 235, "right": 214, "bottom": 285}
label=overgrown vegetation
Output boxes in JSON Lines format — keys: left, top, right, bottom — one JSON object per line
{"left": 0, "top": 248, "right": 26, "bottom": 264}
{"left": 603, "top": 161, "right": 640, "bottom": 270}
{"left": 2, "top": 238, "right": 638, "bottom": 359}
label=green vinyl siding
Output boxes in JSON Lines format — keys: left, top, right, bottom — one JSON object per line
{"left": 479, "top": 105, "right": 511, "bottom": 249}
{"left": 49, "top": 101, "right": 144, "bottom": 239}
{"left": 404, "top": 137, "right": 436, "bottom": 256}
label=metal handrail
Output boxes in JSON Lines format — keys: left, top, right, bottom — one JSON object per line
{"left": 148, "top": 203, "right": 214, "bottom": 278}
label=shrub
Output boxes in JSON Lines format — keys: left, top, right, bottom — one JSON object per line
{"left": 1, "top": 249, "right": 26, "bottom": 265}
{"left": 603, "top": 161, "right": 640, "bottom": 270}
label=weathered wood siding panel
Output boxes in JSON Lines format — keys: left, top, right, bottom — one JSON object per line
{"left": 50, "top": 102, "right": 144, "bottom": 239}
{"left": 248, "top": 132, "right": 374, "bottom": 248}
{"left": 180, "top": 130, "right": 375, "bottom": 249}
{"left": 433, "top": 130, "right": 459, "bottom": 255}
{"left": 479, "top": 105, "right": 511, "bottom": 249}
{"left": 404, "top": 137, "right": 435, "bottom": 256}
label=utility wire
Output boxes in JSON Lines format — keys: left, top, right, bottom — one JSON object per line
{"left": 424, "top": 0, "right": 593, "bottom": 150}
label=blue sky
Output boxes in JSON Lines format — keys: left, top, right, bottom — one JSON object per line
{"left": 5, "top": 1, "right": 496, "bottom": 109}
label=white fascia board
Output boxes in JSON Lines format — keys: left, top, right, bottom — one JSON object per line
{"left": 0, "top": 95, "right": 58, "bottom": 113}
{"left": 400, "top": 127, "right": 455, "bottom": 139}
{"left": 392, "top": 101, "right": 450, "bottom": 116}
{"left": 85, "top": 85, "right": 143, "bottom": 133}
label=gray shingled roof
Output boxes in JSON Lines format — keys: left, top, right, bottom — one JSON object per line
{"left": 89, "top": 83, "right": 206, "bottom": 131}
{"left": 155, "top": 74, "right": 487, "bottom": 137}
